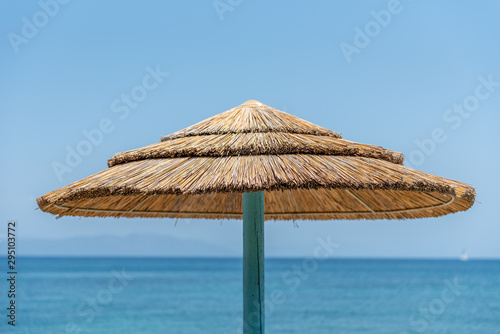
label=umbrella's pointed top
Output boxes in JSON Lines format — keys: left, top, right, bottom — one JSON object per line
{"left": 241, "top": 99, "right": 263, "bottom": 106}
{"left": 161, "top": 100, "right": 341, "bottom": 141}
{"left": 108, "top": 99, "right": 405, "bottom": 167}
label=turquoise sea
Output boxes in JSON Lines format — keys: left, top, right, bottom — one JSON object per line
{"left": 1, "top": 258, "right": 499, "bottom": 333}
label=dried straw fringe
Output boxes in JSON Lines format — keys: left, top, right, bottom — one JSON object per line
{"left": 39, "top": 189, "right": 471, "bottom": 221}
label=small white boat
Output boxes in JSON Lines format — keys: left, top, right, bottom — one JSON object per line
{"left": 460, "top": 249, "right": 469, "bottom": 262}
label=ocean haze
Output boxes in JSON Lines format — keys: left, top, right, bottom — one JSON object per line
{"left": 17, "top": 234, "right": 232, "bottom": 257}
{"left": 14, "top": 223, "right": 490, "bottom": 259}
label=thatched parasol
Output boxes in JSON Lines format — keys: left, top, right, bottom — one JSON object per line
{"left": 38, "top": 100, "right": 475, "bottom": 333}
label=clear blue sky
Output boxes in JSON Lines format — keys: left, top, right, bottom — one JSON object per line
{"left": 1, "top": 0, "right": 499, "bottom": 258}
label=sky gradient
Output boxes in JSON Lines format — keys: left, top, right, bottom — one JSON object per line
{"left": 1, "top": 0, "right": 499, "bottom": 258}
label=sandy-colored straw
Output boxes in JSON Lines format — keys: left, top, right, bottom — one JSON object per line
{"left": 37, "top": 100, "right": 475, "bottom": 220}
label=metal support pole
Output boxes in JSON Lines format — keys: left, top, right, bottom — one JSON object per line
{"left": 242, "top": 191, "right": 265, "bottom": 334}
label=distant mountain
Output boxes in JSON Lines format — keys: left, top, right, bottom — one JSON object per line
{"left": 18, "top": 234, "right": 235, "bottom": 257}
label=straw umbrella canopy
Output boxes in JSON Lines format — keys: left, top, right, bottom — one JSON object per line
{"left": 37, "top": 100, "right": 475, "bottom": 333}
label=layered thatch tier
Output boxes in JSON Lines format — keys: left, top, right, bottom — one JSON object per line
{"left": 38, "top": 100, "right": 475, "bottom": 220}
{"left": 38, "top": 155, "right": 475, "bottom": 220}
{"left": 162, "top": 100, "right": 341, "bottom": 140}
{"left": 108, "top": 133, "right": 404, "bottom": 167}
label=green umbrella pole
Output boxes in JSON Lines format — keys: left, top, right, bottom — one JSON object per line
{"left": 242, "top": 191, "right": 265, "bottom": 334}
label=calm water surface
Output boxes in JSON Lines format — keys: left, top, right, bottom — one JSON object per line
{"left": 1, "top": 258, "right": 499, "bottom": 333}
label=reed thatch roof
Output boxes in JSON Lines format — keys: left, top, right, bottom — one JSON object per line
{"left": 37, "top": 100, "right": 475, "bottom": 220}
